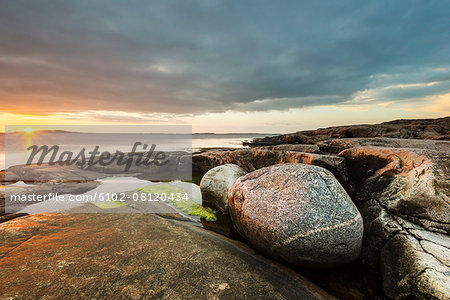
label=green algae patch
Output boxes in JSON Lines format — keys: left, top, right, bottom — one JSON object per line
{"left": 173, "top": 201, "right": 217, "bottom": 221}
{"left": 136, "top": 183, "right": 217, "bottom": 221}
{"left": 93, "top": 200, "right": 127, "bottom": 209}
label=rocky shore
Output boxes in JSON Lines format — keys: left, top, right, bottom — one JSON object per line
{"left": 1, "top": 117, "right": 449, "bottom": 299}
{"left": 244, "top": 117, "right": 450, "bottom": 146}
{"left": 0, "top": 213, "right": 333, "bottom": 299}
{"left": 193, "top": 117, "right": 449, "bottom": 299}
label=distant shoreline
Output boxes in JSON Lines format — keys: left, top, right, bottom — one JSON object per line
{"left": 0, "top": 130, "right": 278, "bottom": 135}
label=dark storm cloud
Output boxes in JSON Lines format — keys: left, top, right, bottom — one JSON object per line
{"left": 0, "top": 0, "right": 449, "bottom": 115}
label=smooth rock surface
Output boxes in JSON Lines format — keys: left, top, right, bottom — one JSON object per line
{"left": 200, "top": 164, "right": 246, "bottom": 213}
{"left": 0, "top": 213, "right": 333, "bottom": 299}
{"left": 381, "top": 233, "right": 450, "bottom": 300}
{"left": 228, "top": 163, "right": 363, "bottom": 268}
{"left": 340, "top": 146, "right": 450, "bottom": 299}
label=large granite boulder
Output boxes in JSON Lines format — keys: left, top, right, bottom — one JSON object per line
{"left": 0, "top": 213, "right": 333, "bottom": 299}
{"left": 340, "top": 146, "right": 450, "bottom": 299}
{"left": 228, "top": 163, "right": 363, "bottom": 268}
{"left": 200, "top": 164, "right": 246, "bottom": 213}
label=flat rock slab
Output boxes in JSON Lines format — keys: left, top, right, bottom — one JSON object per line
{"left": 0, "top": 213, "right": 332, "bottom": 299}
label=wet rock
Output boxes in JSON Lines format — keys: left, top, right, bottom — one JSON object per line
{"left": 4, "top": 181, "right": 100, "bottom": 214}
{"left": 228, "top": 164, "right": 363, "bottom": 268}
{"left": 0, "top": 213, "right": 333, "bottom": 299}
{"left": 200, "top": 212, "right": 243, "bottom": 239}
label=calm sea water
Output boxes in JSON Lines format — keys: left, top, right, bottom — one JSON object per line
{"left": 1, "top": 132, "right": 274, "bottom": 169}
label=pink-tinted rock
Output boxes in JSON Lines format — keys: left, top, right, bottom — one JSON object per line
{"left": 0, "top": 213, "right": 333, "bottom": 299}
{"left": 228, "top": 164, "right": 363, "bottom": 268}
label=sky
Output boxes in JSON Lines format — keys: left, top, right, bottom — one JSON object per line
{"left": 0, "top": 0, "right": 449, "bottom": 133}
